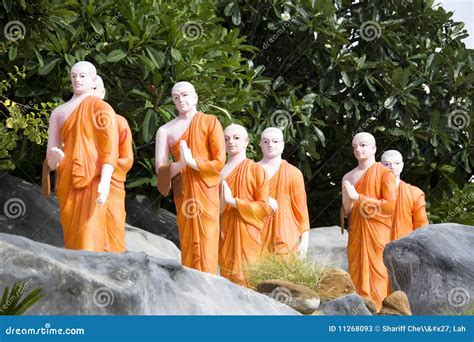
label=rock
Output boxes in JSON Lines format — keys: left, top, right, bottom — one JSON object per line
{"left": 384, "top": 223, "right": 474, "bottom": 315}
{"left": 307, "top": 226, "right": 348, "bottom": 270}
{"left": 316, "top": 268, "right": 355, "bottom": 301}
{"left": 318, "top": 294, "right": 372, "bottom": 315}
{"left": 379, "top": 291, "right": 412, "bottom": 315}
{"left": 257, "top": 279, "right": 320, "bottom": 315}
{"left": 0, "top": 172, "right": 63, "bottom": 247}
{"left": 0, "top": 233, "right": 299, "bottom": 315}
{"left": 125, "top": 224, "right": 180, "bottom": 260}
{"left": 364, "top": 297, "right": 378, "bottom": 314}
{"left": 125, "top": 195, "right": 180, "bottom": 247}
{"left": 0, "top": 173, "right": 180, "bottom": 261}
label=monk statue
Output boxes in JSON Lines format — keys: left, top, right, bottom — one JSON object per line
{"left": 381, "top": 150, "right": 429, "bottom": 241}
{"left": 341, "top": 132, "right": 396, "bottom": 310}
{"left": 91, "top": 76, "right": 134, "bottom": 252}
{"left": 44, "top": 61, "right": 120, "bottom": 251}
{"left": 219, "top": 124, "right": 271, "bottom": 286}
{"left": 155, "top": 81, "right": 225, "bottom": 273}
{"left": 258, "top": 127, "right": 310, "bottom": 258}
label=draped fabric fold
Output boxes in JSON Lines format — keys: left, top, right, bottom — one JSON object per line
{"left": 347, "top": 162, "right": 396, "bottom": 310}
{"left": 219, "top": 159, "right": 271, "bottom": 286}
{"left": 262, "top": 160, "right": 310, "bottom": 255}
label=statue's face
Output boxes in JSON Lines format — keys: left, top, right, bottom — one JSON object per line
{"left": 260, "top": 131, "right": 284, "bottom": 158}
{"left": 224, "top": 126, "right": 248, "bottom": 156}
{"left": 172, "top": 85, "right": 198, "bottom": 113}
{"left": 352, "top": 135, "right": 376, "bottom": 161}
{"left": 381, "top": 155, "right": 404, "bottom": 177}
{"left": 70, "top": 65, "right": 95, "bottom": 95}
{"left": 92, "top": 81, "right": 105, "bottom": 100}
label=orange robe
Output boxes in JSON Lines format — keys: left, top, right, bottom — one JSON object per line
{"left": 56, "top": 96, "right": 120, "bottom": 251}
{"left": 391, "top": 180, "right": 428, "bottom": 241}
{"left": 219, "top": 159, "right": 271, "bottom": 286}
{"left": 262, "top": 160, "right": 310, "bottom": 255}
{"left": 104, "top": 115, "right": 134, "bottom": 252}
{"left": 157, "top": 112, "right": 225, "bottom": 273}
{"left": 346, "top": 162, "right": 396, "bottom": 310}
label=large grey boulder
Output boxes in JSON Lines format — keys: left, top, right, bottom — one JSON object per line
{"left": 125, "top": 195, "right": 180, "bottom": 247}
{"left": 0, "top": 172, "right": 63, "bottom": 247}
{"left": 125, "top": 224, "right": 180, "bottom": 260}
{"left": 307, "top": 226, "right": 348, "bottom": 270}
{"left": 384, "top": 223, "right": 474, "bottom": 315}
{"left": 0, "top": 173, "right": 180, "bottom": 260}
{"left": 0, "top": 233, "right": 299, "bottom": 315}
{"left": 318, "top": 294, "right": 372, "bottom": 315}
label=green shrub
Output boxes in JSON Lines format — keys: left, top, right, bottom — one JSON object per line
{"left": 245, "top": 254, "right": 324, "bottom": 290}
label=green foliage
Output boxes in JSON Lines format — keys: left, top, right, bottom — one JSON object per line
{"left": 0, "top": 66, "right": 52, "bottom": 171}
{"left": 218, "top": 0, "right": 473, "bottom": 226}
{"left": 0, "top": 0, "right": 472, "bottom": 226}
{"left": 0, "top": 0, "right": 269, "bottom": 210}
{"left": 428, "top": 182, "right": 474, "bottom": 225}
{"left": 0, "top": 281, "right": 45, "bottom": 315}
{"left": 246, "top": 254, "right": 324, "bottom": 290}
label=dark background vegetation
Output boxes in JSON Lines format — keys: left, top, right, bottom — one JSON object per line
{"left": 1, "top": 0, "right": 472, "bottom": 226}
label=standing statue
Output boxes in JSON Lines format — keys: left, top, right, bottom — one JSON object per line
{"left": 155, "top": 81, "right": 225, "bottom": 273}
{"left": 44, "top": 61, "right": 120, "bottom": 251}
{"left": 219, "top": 124, "right": 271, "bottom": 286}
{"left": 92, "top": 76, "right": 134, "bottom": 252}
{"left": 381, "top": 150, "right": 428, "bottom": 241}
{"left": 258, "top": 127, "right": 310, "bottom": 258}
{"left": 341, "top": 132, "right": 396, "bottom": 310}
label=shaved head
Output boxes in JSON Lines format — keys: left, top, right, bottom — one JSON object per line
{"left": 261, "top": 127, "right": 283, "bottom": 141}
{"left": 70, "top": 61, "right": 97, "bottom": 95}
{"left": 171, "top": 81, "right": 197, "bottom": 96}
{"left": 224, "top": 124, "right": 249, "bottom": 156}
{"left": 381, "top": 149, "right": 404, "bottom": 177}
{"left": 71, "top": 61, "right": 97, "bottom": 77}
{"left": 224, "top": 124, "right": 248, "bottom": 139}
{"left": 93, "top": 75, "right": 106, "bottom": 99}
{"left": 352, "top": 132, "right": 376, "bottom": 147}
{"left": 381, "top": 150, "right": 403, "bottom": 162}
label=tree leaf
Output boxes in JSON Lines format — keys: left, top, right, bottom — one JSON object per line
{"left": 106, "top": 49, "right": 127, "bottom": 63}
{"left": 170, "top": 47, "right": 182, "bottom": 61}
{"left": 38, "top": 58, "right": 61, "bottom": 75}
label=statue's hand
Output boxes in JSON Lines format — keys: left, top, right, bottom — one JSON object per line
{"left": 268, "top": 197, "right": 279, "bottom": 212}
{"left": 343, "top": 180, "right": 359, "bottom": 201}
{"left": 222, "top": 181, "right": 236, "bottom": 207}
{"left": 96, "top": 181, "right": 110, "bottom": 206}
{"left": 297, "top": 231, "right": 309, "bottom": 259}
{"left": 48, "top": 147, "right": 65, "bottom": 170}
{"left": 180, "top": 140, "right": 198, "bottom": 170}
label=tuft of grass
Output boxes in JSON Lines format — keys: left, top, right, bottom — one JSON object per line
{"left": 0, "top": 281, "right": 45, "bottom": 315}
{"left": 245, "top": 254, "right": 324, "bottom": 290}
